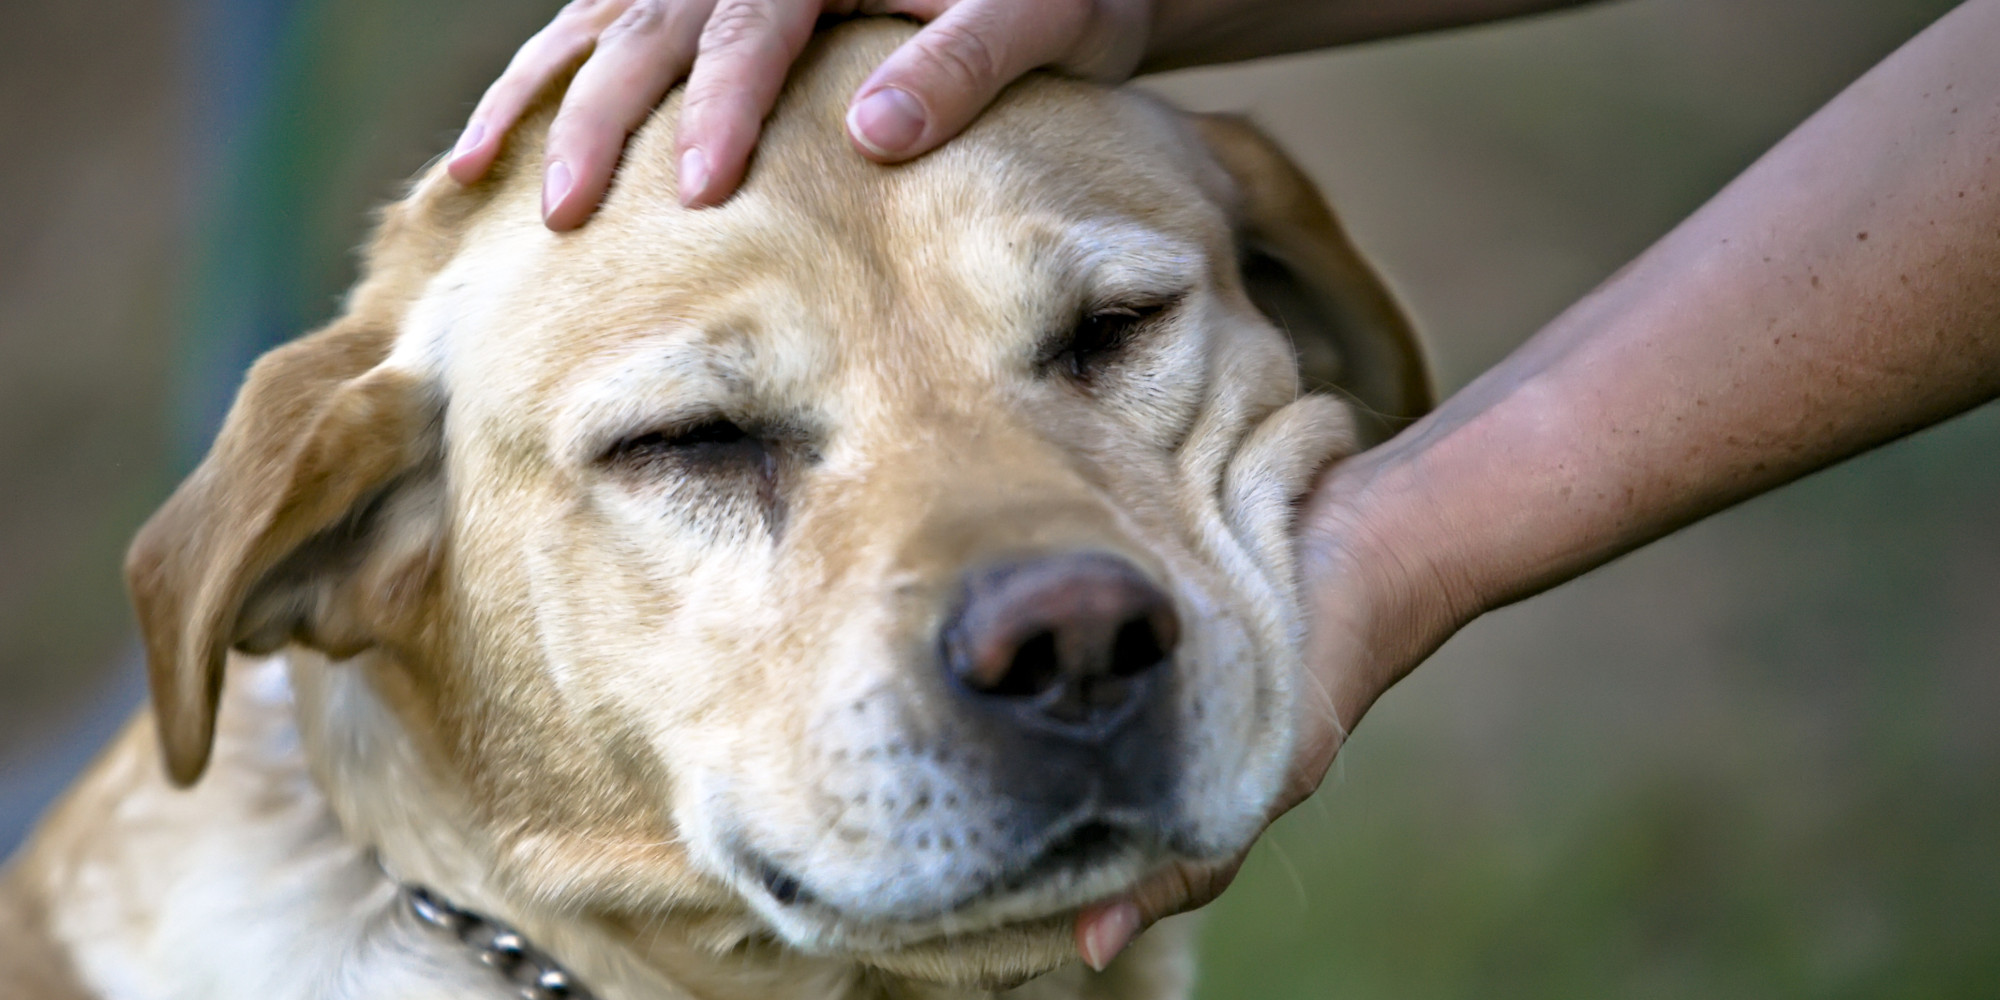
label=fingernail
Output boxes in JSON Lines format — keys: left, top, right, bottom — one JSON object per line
{"left": 679, "top": 148, "right": 709, "bottom": 206}
{"left": 542, "top": 160, "right": 573, "bottom": 220}
{"left": 1080, "top": 902, "right": 1141, "bottom": 972}
{"left": 848, "top": 87, "right": 926, "bottom": 157}
{"left": 452, "top": 121, "right": 486, "bottom": 161}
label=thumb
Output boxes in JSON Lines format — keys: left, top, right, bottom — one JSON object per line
{"left": 845, "top": 0, "right": 1098, "bottom": 160}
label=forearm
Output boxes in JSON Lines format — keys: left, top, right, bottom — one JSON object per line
{"left": 1142, "top": 0, "right": 1605, "bottom": 72}
{"left": 1329, "top": 0, "right": 2000, "bottom": 679}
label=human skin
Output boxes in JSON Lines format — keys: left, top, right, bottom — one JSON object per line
{"left": 1104, "top": 0, "right": 2000, "bottom": 961}
{"left": 445, "top": 0, "right": 1596, "bottom": 223}
{"left": 451, "top": 0, "right": 2000, "bottom": 972}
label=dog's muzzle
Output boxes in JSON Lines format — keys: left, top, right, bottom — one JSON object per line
{"left": 941, "top": 552, "right": 1179, "bottom": 742}
{"left": 732, "top": 550, "right": 1193, "bottom": 930}
{"left": 931, "top": 551, "right": 1185, "bottom": 877}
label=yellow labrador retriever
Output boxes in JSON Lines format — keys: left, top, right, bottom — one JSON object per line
{"left": 0, "top": 19, "right": 1428, "bottom": 1000}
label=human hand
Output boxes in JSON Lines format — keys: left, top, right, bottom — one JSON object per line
{"left": 447, "top": 0, "right": 1153, "bottom": 228}
{"left": 1074, "top": 451, "right": 1475, "bottom": 969}
{"left": 1085, "top": 0, "right": 2000, "bottom": 969}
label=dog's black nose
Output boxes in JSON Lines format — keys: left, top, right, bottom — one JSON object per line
{"left": 942, "top": 553, "right": 1178, "bottom": 740}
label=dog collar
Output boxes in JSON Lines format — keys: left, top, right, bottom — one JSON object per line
{"left": 402, "top": 884, "right": 596, "bottom": 1000}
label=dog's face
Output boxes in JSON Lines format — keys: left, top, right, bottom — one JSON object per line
{"left": 125, "top": 21, "right": 1428, "bottom": 987}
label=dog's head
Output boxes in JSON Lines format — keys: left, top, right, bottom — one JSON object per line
{"left": 125, "top": 20, "right": 1428, "bottom": 987}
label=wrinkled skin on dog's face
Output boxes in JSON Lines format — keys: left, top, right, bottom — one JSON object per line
{"left": 440, "top": 66, "right": 1320, "bottom": 952}
{"left": 130, "top": 21, "right": 1421, "bottom": 991}
{"left": 416, "top": 40, "right": 1342, "bottom": 975}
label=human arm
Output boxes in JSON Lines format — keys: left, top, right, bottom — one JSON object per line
{"left": 1075, "top": 0, "right": 2000, "bottom": 968}
{"left": 446, "top": 0, "right": 1600, "bottom": 226}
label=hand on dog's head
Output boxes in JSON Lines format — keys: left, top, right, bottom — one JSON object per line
{"left": 126, "top": 18, "right": 1429, "bottom": 991}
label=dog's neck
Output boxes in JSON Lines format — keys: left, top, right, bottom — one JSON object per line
{"left": 20, "top": 651, "right": 1171, "bottom": 999}
{"left": 394, "top": 882, "right": 596, "bottom": 998}
{"left": 278, "top": 650, "right": 876, "bottom": 999}
{"left": 277, "top": 650, "right": 1152, "bottom": 1000}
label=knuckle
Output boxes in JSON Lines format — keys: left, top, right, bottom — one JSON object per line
{"left": 1168, "top": 864, "right": 1230, "bottom": 914}
{"left": 1079, "top": 0, "right": 1123, "bottom": 27}
{"left": 602, "top": 0, "right": 669, "bottom": 39}
{"left": 914, "top": 20, "right": 1004, "bottom": 93}
{"left": 700, "top": 0, "right": 778, "bottom": 52}
{"left": 674, "top": 74, "right": 734, "bottom": 121}
{"left": 1149, "top": 868, "right": 1200, "bottom": 917}
{"left": 1066, "top": 0, "right": 1146, "bottom": 77}
{"left": 1186, "top": 861, "right": 1239, "bottom": 911}
{"left": 678, "top": 86, "right": 749, "bottom": 135}
{"left": 548, "top": 103, "right": 612, "bottom": 148}
{"left": 1052, "top": 0, "right": 1093, "bottom": 28}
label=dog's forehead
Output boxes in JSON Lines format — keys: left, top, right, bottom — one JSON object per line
{"left": 400, "top": 51, "right": 1227, "bottom": 459}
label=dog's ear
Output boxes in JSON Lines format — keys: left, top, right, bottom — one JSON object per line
{"left": 1190, "top": 113, "right": 1434, "bottom": 440}
{"left": 125, "top": 315, "right": 443, "bottom": 786}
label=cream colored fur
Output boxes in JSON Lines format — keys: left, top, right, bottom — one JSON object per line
{"left": 0, "top": 19, "right": 1428, "bottom": 1000}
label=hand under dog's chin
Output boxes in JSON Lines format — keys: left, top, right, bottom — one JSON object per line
{"left": 772, "top": 850, "right": 1156, "bottom": 988}
{"left": 752, "top": 843, "right": 1152, "bottom": 950}
{"left": 713, "top": 822, "right": 1245, "bottom": 986}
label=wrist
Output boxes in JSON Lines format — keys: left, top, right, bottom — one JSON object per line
{"left": 1294, "top": 436, "right": 1485, "bottom": 732}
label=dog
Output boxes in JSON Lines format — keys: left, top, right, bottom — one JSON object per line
{"left": 0, "top": 18, "right": 1430, "bottom": 999}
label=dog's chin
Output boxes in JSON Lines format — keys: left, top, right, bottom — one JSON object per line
{"left": 849, "top": 912, "right": 1084, "bottom": 990}
{"left": 762, "top": 844, "right": 1152, "bottom": 988}
{"left": 737, "top": 835, "right": 1134, "bottom": 941}
{"left": 722, "top": 821, "right": 1237, "bottom": 986}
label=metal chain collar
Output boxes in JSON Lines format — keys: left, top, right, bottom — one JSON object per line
{"left": 404, "top": 884, "right": 597, "bottom": 1000}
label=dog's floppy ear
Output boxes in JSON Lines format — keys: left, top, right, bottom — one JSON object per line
{"left": 1191, "top": 113, "right": 1434, "bottom": 440}
{"left": 125, "top": 315, "right": 442, "bottom": 786}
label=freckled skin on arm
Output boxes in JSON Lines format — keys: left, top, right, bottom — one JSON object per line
{"left": 1079, "top": 1, "right": 2000, "bottom": 963}
{"left": 1305, "top": 0, "right": 2000, "bottom": 725}
{"left": 455, "top": 0, "right": 2000, "bottom": 967}
{"left": 453, "top": 0, "right": 1614, "bottom": 221}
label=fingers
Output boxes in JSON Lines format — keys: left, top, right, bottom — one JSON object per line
{"left": 542, "top": 0, "right": 706, "bottom": 229}
{"left": 846, "top": 0, "right": 1138, "bottom": 161}
{"left": 448, "top": 0, "right": 639, "bottom": 185}
{"left": 1075, "top": 899, "right": 1141, "bottom": 972}
{"left": 455, "top": 0, "right": 1151, "bottom": 219}
{"left": 1074, "top": 854, "right": 1246, "bottom": 970}
{"left": 675, "top": 0, "right": 826, "bottom": 206}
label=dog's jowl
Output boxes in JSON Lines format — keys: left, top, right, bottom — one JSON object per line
{"left": 1, "top": 19, "right": 1429, "bottom": 1000}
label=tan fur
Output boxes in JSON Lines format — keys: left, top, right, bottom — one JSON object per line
{"left": 2, "top": 20, "right": 1428, "bottom": 1000}
{"left": 0, "top": 862, "right": 92, "bottom": 999}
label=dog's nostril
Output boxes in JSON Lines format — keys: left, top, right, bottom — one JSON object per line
{"left": 1110, "top": 615, "right": 1168, "bottom": 678}
{"left": 961, "top": 600, "right": 1172, "bottom": 703}
{"left": 945, "top": 553, "right": 1178, "bottom": 735}
{"left": 988, "top": 630, "right": 1062, "bottom": 698}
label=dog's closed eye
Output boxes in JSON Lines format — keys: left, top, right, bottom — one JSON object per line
{"left": 601, "top": 418, "right": 774, "bottom": 478}
{"left": 1040, "top": 300, "right": 1173, "bottom": 382}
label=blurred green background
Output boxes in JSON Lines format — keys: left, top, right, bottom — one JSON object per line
{"left": 2, "top": 1, "right": 1994, "bottom": 997}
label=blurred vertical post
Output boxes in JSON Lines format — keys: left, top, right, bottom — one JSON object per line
{"left": 0, "top": 0, "right": 311, "bottom": 855}
{"left": 177, "top": 0, "right": 312, "bottom": 468}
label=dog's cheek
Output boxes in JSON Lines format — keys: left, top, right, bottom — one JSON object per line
{"left": 1169, "top": 307, "right": 1299, "bottom": 499}
{"left": 1163, "top": 580, "right": 1286, "bottom": 854}
{"left": 1220, "top": 394, "right": 1360, "bottom": 581}
{"left": 1173, "top": 394, "right": 1357, "bottom": 845}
